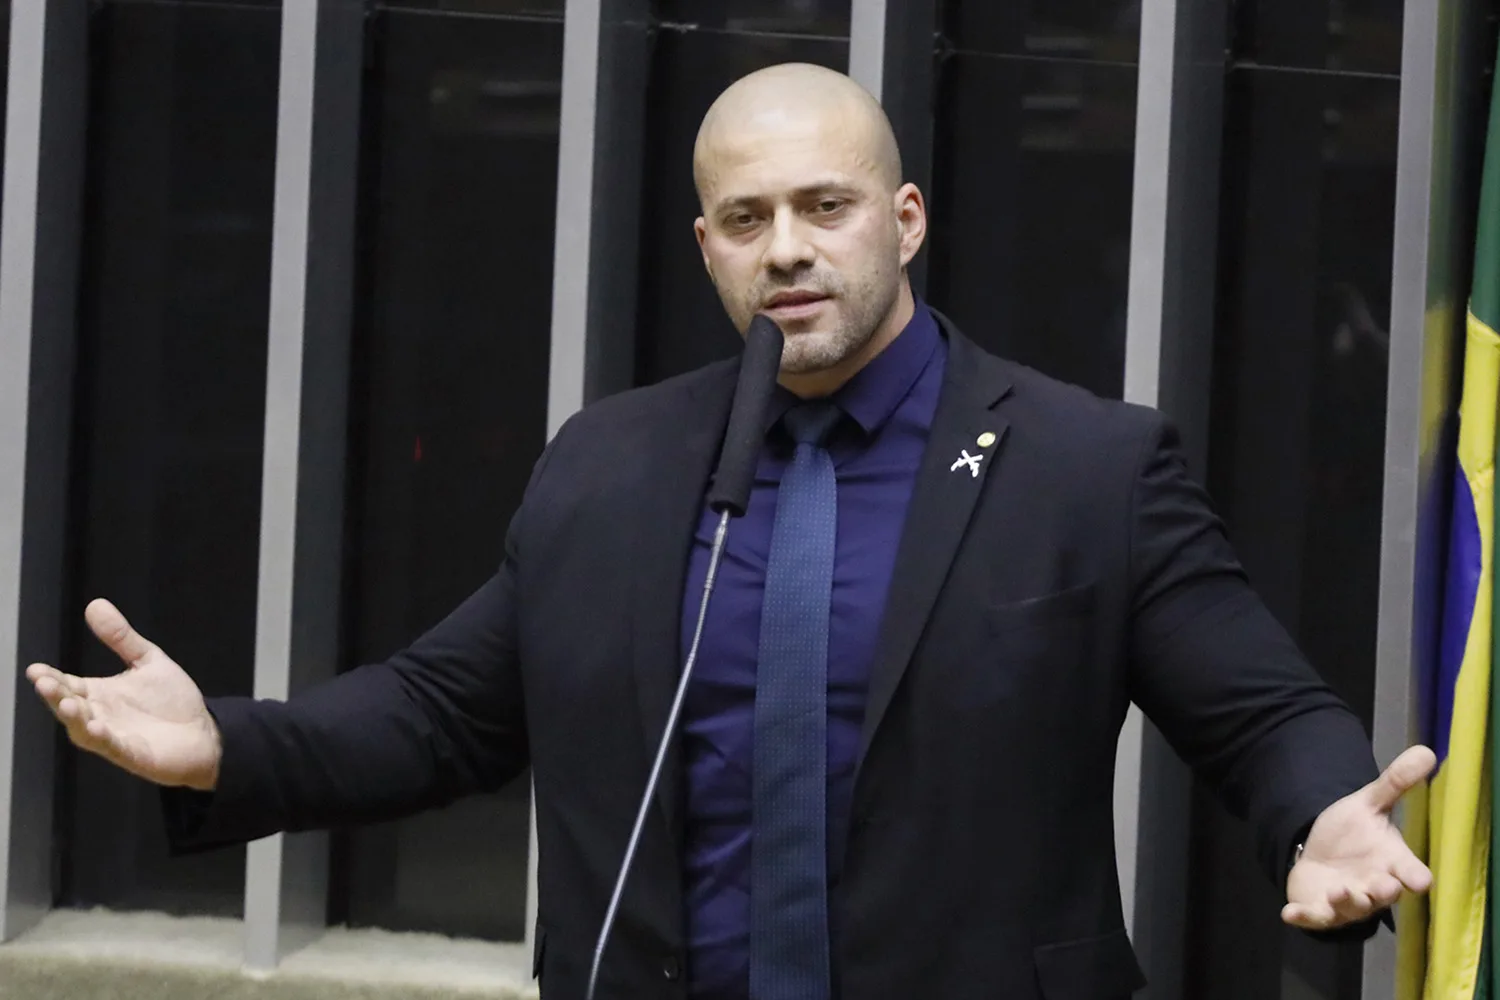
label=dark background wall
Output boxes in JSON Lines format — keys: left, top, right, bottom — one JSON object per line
{"left": 1188, "top": 5, "right": 1402, "bottom": 998}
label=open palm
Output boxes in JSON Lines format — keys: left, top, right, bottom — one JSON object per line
{"left": 1283, "top": 745, "right": 1435, "bottom": 929}
{"left": 26, "top": 598, "right": 221, "bottom": 790}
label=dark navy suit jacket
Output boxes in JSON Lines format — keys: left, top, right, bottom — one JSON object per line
{"left": 163, "top": 314, "right": 1381, "bottom": 1000}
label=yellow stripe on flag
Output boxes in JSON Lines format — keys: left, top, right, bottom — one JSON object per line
{"left": 1400, "top": 310, "right": 1500, "bottom": 1000}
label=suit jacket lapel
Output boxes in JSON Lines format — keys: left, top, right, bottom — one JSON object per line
{"left": 630, "top": 361, "right": 737, "bottom": 853}
{"left": 857, "top": 326, "right": 1014, "bottom": 764}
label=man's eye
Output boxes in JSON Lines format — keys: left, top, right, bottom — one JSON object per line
{"left": 725, "top": 213, "right": 756, "bottom": 228}
{"left": 815, "top": 200, "right": 844, "bottom": 213}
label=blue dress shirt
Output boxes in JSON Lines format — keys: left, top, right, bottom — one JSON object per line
{"left": 677, "top": 303, "right": 947, "bottom": 999}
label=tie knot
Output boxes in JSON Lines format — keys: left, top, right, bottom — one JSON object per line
{"left": 782, "top": 400, "right": 843, "bottom": 447}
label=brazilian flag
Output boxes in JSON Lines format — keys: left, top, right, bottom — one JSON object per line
{"left": 1396, "top": 39, "right": 1500, "bottom": 1000}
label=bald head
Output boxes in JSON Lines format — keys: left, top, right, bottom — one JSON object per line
{"left": 693, "top": 63, "right": 903, "bottom": 205}
{"left": 690, "top": 62, "right": 927, "bottom": 398}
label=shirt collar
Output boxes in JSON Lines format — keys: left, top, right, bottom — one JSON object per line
{"left": 766, "top": 299, "right": 942, "bottom": 439}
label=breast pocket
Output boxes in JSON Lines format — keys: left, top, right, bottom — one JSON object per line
{"left": 985, "top": 580, "right": 1097, "bottom": 674}
{"left": 928, "top": 580, "right": 1098, "bottom": 723}
{"left": 1033, "top": 929, "right": 1147, "bottom": 1000}
{"left": 989, "top": 580, "right": 1097, "bottom": 634}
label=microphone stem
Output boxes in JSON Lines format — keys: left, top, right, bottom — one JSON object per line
{"left": 587, "top": 508, "right": 734, "bottom": 1000}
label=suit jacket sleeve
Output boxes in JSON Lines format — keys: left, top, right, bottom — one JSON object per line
{"left": 160, "top": 432, "right": 563, "bottom": 854}
{"left": 1123, "top": 413, "right": 1381, "bottom": 903}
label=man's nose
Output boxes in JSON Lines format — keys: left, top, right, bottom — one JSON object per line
{"left": 763, "top": 210, "right": 816, "bottom": 273}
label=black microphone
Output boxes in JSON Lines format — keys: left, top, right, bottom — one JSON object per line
{"left": 586, "top": 315, "right": 784, "bottom": 1000}
{"left": 707, "top": 314, "right": 787, "bottom": 515}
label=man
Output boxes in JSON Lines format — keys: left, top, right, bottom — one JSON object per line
{"left": 28, "top": 63, "right": 1433, "bottom": 999}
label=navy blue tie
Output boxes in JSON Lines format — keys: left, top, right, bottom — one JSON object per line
{"left": 750, "top": 400, "right": 842, "bottom": 1000}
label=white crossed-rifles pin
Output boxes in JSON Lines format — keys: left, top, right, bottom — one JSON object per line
{"left": 951, "top": 431, "right": 998, "bottom": 479}
{"left": 951, "top": 450, "right": 982, "bottom": 478}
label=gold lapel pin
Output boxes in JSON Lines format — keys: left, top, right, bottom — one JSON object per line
{"left": 977, "top": 432, "right": 997, "bottom": 448}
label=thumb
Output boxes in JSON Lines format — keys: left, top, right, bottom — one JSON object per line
{"left": 83, "top": 598, "right": 156, "bottom": 668}
{"left": 1362, "top": 744, "right": 1437, "bottom": 812}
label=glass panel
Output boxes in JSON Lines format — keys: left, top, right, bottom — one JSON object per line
{"left": 926, "top": 52, "right": 1136, "bottom": 400}
{"left": 1236, "top": 0, "right": 1403, "bottom": 75}
{"left": 1183, "top": 67, "right": 1401, "bottom": 1000}
{"left": 634, "top": 30, "right": 851, "bottom": 386}
{"left": 940, "top": 0, "right": 1140, "bottom": 61}
{"left": 655, "top": 0, "right": 851, "bottom": 36}
{"left": 331, "top": 7, "right": 562, "bottom": 942}
{"left": 59, "top": 0, "right": 280, "bottom": 917}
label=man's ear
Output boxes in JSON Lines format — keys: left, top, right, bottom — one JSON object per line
{"left": 895, "top": 183, "right": 927, "bottom": 268}
{"left": 695, "top": 217, "right": 713, "bottom": 278}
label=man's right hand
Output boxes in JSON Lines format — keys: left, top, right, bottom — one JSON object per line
{"left": 26, "top": 599, "right": 222, "bottom": 791}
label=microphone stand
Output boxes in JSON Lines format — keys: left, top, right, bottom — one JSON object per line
{"left": 583, "top": 312, "right": 780, "bottom": 999}
{"left": 586, "top": 508, "right": 734, "bottom": 1000}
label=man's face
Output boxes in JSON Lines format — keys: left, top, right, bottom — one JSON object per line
{"left": 694, "top": 114, "right": 907, "bottom": 375}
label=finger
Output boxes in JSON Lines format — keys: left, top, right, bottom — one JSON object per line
{"left": 27, "top": 663, "right": 66, "bottom": 689}
{"left": 84, "top": 598, "right": 155, "bottom": 667}
{"left": 65, "top": 714, "right": 124, "bottom": 766}
{"left": 1330, "top": 884, "right": 1374, "bottom": 924}
{"left": 30, "top": 670, "right": 65, "bottom": 704}
{"left": 31, "top": 676, "right": 93, "bottom": 721}
{"left": 1393, "top": 853, "right": 1434, "bottom": 893}
{"left": 1362, "top": 745, "right": 1437, "bottom": 812}
{"left": 1364, "top": 873, "right": 1404, "bottom": 909}
{"left": 33, "top": 678, "right": 65, "bottom": 713}
{"left": 1282, "top": 900, "right": 1336, "bottom": 929}
{"left": 30, "top": 666, "right": 86, "bottom": 701}
{"left": 55, "top": 695, "right": 94, "bottom": 727}
{"left": 1282, "top": 881, "right": 1352, "bottom": 930}
{"left": 33, "top": 675, "right": 67, "bottom": 708}
{"left": 80, "top": 717, "right": 132, "bottom": 764}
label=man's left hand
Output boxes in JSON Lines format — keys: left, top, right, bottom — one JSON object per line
{"left": 1282, "top": 744, "right": 1437, "bottom": 930}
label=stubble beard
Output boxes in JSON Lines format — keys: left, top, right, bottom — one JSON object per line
{"left": 779, "top": 319, "right": 870, "bottom": 374}
{"left": 715, "top": 220, "right": 907, "bottom": 378}
{"left": 763, "top": 261, "right": 902, "bottom": 377}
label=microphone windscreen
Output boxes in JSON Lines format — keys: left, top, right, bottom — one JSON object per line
{"left": 707, "top": 314, "right": 784, "bottom": 516}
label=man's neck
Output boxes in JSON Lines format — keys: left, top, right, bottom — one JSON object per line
{"left": 779, "top": 282, "right": 917, "bottom": 399}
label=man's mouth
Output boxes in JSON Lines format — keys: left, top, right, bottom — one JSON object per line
{"left": 763, "top": 291, "right": 830, "bottom": 317}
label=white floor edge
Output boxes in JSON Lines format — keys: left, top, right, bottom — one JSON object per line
{"left": 0, "top": 906, "right": 536, "bottom": 997}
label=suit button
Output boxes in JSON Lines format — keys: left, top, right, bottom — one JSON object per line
{"left": 662, "top": 955, "right": 681, "bottom": 981}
